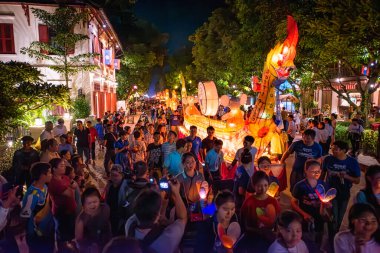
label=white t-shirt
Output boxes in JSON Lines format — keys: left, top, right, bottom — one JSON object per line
{"left": 334, "top": 230, "right": 380, "bottom": 253}
{"left": 235, "top": 146, "right": 257, "bottom": 165}
{"left": 312, "top": 127, "right": 321, "bottom": 143}
{"left": 125, "top": 215, "right": 186, "bottom": 253}
{"left": 53, "top": 125, "right": 67, "bottom": 138}
{"left": 268, "top": 239, "right": 309, "bottom": 253}
{"left": 40, "top": 130, "right": 54, "bottom": 141}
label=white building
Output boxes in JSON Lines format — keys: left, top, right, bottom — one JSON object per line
{"left": 0, "top": 1, "right": 122, "bottom": 117}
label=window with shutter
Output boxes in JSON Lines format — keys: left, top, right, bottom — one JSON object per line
{"left": 38, "top": 24, "right": 49, "bottom": 54}
{"left": 0, "top": 23, "right": 15, "bottom": 54}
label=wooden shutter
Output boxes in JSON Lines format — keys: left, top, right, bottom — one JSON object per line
{"left": 0, "top": 23, "right": 15, "bottom": 54}
{"left": 38, "top": 24, "right": 49, "bottom": 54}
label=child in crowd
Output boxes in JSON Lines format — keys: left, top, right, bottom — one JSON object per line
{"left": 195, "top": 191, "right": 241, "bottom": 253}
{"left": 21, "top": 163, "right": 54, "bottom": 253}
{"left": 334, "top": 203, "right": 380, "bottom": 253}
{"left": 241, "top": 171, "right": 281, "bottom": 234}
{"left": 58, "top": 134, "right": 73, "bottom": 155}
{"left": 268, "top": 210, "right": 309, "bottom": 253}
{"left": 75, "top": 187, "right": 112, "bottom": 252}
{"left": 64, "top": 166, "right": 82, "bottom": 215}
{"left": 355, "top": 165, "right": 380, "bottom": 214}
{"left": 233, "top": 148, "right": 254, "bottom": 212}
{"left": 291, "top": 159, "right": 330, "bottom": 246}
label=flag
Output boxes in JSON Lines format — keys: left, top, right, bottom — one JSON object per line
{"left": 361, "top": 65, "right": 370, "bottom": 76}
{"left": 114, "top": 59, "right": 120, "bottom": 70}
{"left": 104, "top": 49, "right": 112, "bottom": 65}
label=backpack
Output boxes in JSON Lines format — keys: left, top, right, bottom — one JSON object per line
{"left": 128, "top": 220, "right": 165, "bottom": 247}
{"left": 123, "top": 182, "right": 153, "bottom": 220}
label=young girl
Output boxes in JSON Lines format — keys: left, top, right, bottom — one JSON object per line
{"left": 233, "top": 149, "right": 254, "bottom": 211}
{"left": 241, "top": 171, "right": 281, "bottom": 233}
{"left": 334, "top": 203, "right": 380, "bottom": 253}
{"left": 291, "top": 159, "right": 330, "bottom": 245}
{"left": 356, "top": 165, "right": 380, "bottom": 214}
{"left": 268, "top": 210, "right": 309, "bottom": 253}
{"left": 195, "top": 191, "right": 241, "bottom": 253}
{"left": 75, "top": 187, "right": 112, "bottom": 253}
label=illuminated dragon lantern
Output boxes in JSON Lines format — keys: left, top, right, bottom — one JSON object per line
{"left": 179, "top": 16, "right": 298, "bottom": 162}
{"left": 249, "top": 16, "right": 298, "bottom": 156}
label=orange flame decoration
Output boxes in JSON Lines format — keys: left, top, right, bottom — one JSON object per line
{"left": 249, "top": 16, "right": 298, "bottom": 157}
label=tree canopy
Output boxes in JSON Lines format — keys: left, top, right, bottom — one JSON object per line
{"left": 20, "top": 7, "right": 97, "bottom": 87}
{"left": 0, "top": 61, "right": 70, "bottom": 134}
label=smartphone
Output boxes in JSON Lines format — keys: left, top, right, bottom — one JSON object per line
{"left": 149, "top": 178, "right": 154, "bottom": 183}
{"left": 159, "top": 178, "right": 169, "bottom": 191}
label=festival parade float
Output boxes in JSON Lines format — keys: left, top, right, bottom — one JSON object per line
{"left": 179, "top": 16, "right": 299, "bottom": 163}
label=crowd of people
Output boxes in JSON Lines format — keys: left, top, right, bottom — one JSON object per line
{"left": 0, "top": 104, "right": 379, "bottom": 253}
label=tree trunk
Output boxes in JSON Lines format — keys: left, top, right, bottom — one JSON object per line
{"left": 360, "top": 89, "right": 370, "bottom": 127}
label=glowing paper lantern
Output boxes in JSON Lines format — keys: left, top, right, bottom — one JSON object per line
{"left": 315, "top": 184, "right": 337, "bottom": 203}
{"left": 266, "top": 182, "right": 279, "bottom": 197}
{"left": 240, "top": 94, "right": 247, "bottom": 105}
{"left": 198, "top": 81, "right": 219, "bottom": 116}
{"left": 217, "top": 222, "right": 241, "bottom": 249}
{"left": 220, "top": 95, "right": 230, "bottom": 107}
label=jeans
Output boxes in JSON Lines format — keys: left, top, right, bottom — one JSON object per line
{"left": 331, "top": 197, "right": 349, "bottom": 233}
{"left": 90, "top": 142, "right": 96, "bottom": 160}
{"left": 54, "top": 212, "right": 75, "bottom": 243}
{"left": 104, "top": 149, "right": 115, "bottom": 176}
{"left": 77, "top": 146, "right": 90, "bottom": 163}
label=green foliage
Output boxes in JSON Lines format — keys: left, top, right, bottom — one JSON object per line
{"left": 299, "top": 0, "right": 380, "bottom": 125}
{"left": 0, "top": 61, "right": 70, "bottom": 136}
{"left": 362, "top": 130, "right": 378, "bottom": 156}
{"left": 334, "top": 124, "right": 348, "bottom": 143}
{"left": 20, "top": 7, "right": 98, "bottom": 87}
{"left": 0, "top": 140, "right": 22, "bottom": 174}
{"left": 72, "top": 96, "right": 91, "bottom": 119}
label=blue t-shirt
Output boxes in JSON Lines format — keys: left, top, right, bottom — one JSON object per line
{"left": 292, "top": 179, "right": 326, "bottom": 219}
{"left": 21, "top": 185, "right": 54, "bottom": 236}
{"left": 161, "top": 141, "right": 176, "bottom": 165}
{"left": 322, "top": 155, "right": 360, "bottom": 199}
{"left": 164, "top": 150, "right": 183, "bottom": 176}
{"left": 233, "top": 165, "right": 251, "bottom": 208}
{"left": 186, "top": 136, "right": 202, "bottom": 158}
{"left": 95, "top": 123, "right": 104, "bottom": 139}
{"left": 170, "top": 114, "right": 181, "bottom": 126}
{"left": 58, "top": 143, "right": 73, "bottom": 155}
{"left": 205, "top": 149, "right": 223, "bottom": 172}
{"left": 288, "top": 140, "right": 322, "bottom": 172}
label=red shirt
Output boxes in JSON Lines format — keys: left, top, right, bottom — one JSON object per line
{"left": 241, "top": 195, "right": 280, "bottom": 230}
{"left": 48, "top": 175, "right": 76, "bottom": 215}
{"left": 88, "top": 127, "right": 98, "bottom": 143}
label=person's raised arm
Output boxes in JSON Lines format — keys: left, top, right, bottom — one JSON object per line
{"left": 169, "top": 180, "right": 187, "bottom": 224}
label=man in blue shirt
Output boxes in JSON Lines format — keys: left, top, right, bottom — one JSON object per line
{"left": 186, "top": 125, "right": 202, "bottom": 162}
{"left": 322, "top": 140, "right": 360, "bottom": 234}
{"left": 205, "top": 139, "right": 224, "bottom": 182}
{"left": 163, "top": 138, "right": 187, "bottom": 176}
{"left": 281, "top": 129, "right": 323, "bottom": 191}
{"left": 161, "top": 130, "right": 177, "bottom": 166}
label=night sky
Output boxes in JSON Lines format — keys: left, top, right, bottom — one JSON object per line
{"left": 134, "top": 0, "right": 225, "bottom": 53}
